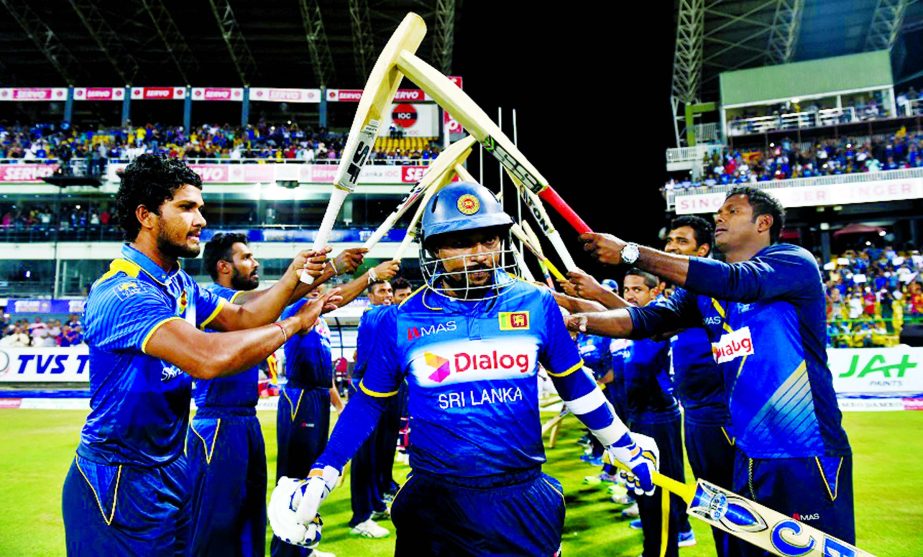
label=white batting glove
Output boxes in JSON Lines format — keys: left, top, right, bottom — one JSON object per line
{"left": 606, "top": 432, "right": 659, "bottom": 496}
{"left": 268, "top": 466, "right": 340, "bottom": 548}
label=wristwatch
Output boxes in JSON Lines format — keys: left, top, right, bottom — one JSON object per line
{"left": 620, "top": 242, "right": 640, "bottom": 265}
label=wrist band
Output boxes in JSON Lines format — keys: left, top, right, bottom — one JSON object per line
{"left": 273, "top": 322, "right": 288, "bottom": 343}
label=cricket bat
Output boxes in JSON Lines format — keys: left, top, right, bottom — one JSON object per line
{"left": 621, "top": 464, "right": 874, "bottom": 557}
{"left": 510, "top": 223, "right": 566, "bottom": 283}
{"left": 362, "top": 135, "right": 477, "bottom": 250}
{"left": 506, "top": 169, "right": 578, "bottom": 272}
{"left": 303, "top": 12, "right": 426, "bottom": 283}
{"left": 395, "top": 50, "right": 592, "bottom": 235}
{"left": 521, "top": 220, "right": 555, "bottom": 288}
{"left": 392, "top": 162, "right": 462, "bottom": 261}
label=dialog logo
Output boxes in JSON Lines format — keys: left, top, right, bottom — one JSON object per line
{"left": 423, "top": 350, "right": 531, "bottom": 384}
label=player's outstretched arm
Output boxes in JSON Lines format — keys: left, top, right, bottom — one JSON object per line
{"left": 336, "top": 260, "right": 401, "bottom": 307}
{"left": 217, "top": 248, "right": 366, "bottom": 329}
{"left": 580, "top": 232, "right": 691, "bottom": 286}
{"left": 552, "top": 290, "right": 607, "bottom": 314}
{"left": 144, "top": 288, "right": 342, "bottom": 379}
{"left": 563, "top": 270, "right": 629, "bottom": 309}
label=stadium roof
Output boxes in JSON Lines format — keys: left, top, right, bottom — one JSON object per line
{"left": 0, "top": 0, "right": 455, "bottom": 88}
{"left": 672, "top": 0, "right": 923, "bottom": 106}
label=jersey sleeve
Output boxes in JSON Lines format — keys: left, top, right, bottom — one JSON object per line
{"left": 90, "top": 280, "right": 181, "bottom": 354}
{"left": 627, "top": 286, "right": 701, "bottom": 338}
{"left": 194, "top": 281, "right": 226, "bottom": 329}
{"left": 538, "top": 290, "right": 584, "bottom": 378}
{"left": 356, "top": 306, "right": 404, "bottom": 397}
{"left": 685, "top": 246, "right": 820, "bottom": 303}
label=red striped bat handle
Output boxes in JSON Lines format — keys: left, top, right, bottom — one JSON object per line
{"left": 538, "top": 186, "right": 592, "bottom": 234}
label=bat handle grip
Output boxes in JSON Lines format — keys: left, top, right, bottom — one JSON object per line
{"left": 539, "top": 187, "right": 592, "bottom": 234}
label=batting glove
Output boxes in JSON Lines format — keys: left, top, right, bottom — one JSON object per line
{"left": 268, "top": 466, "right": 339, "bottom": 548}
{"left": 606, "top": 432, "right": 659, "bottom": 496}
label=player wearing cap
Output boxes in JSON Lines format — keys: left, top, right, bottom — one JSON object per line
{"left": 268, "top": 182, "right": 660, "bottom": 556}
{"left": 571, "top": 186, "right": 854, "bottom": 555}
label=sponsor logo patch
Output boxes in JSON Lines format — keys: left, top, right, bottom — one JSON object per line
{"left": 407, "top": 321, "right": 458, "bottom": 341}
{"left": 423, "top": 350, "right": 531, "bottom": 383}
{"left": 711, "top": 326, "right": 754, "bottom": 364}
{"left": 498, "top": 311, "right": 530, "bottom": 331}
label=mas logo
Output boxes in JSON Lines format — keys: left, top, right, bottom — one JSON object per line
{"left": 457, "top": 194, "right": 480, "bottom": 215}
{"left": 407, "top": 321, "right": 458, "bottom": 341}
{"left": 498, "top": 311, "right": 530, "bottom": 331}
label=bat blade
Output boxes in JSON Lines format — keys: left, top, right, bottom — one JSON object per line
{"left": 362, "top": 135, "right": 476, "bottom": 250}
{"left": 305, "top": 12, "right": 426, "bottom": 283}
{"left": 687, "top": 479, "right": 873, "bottom": 557}
{"left": 395, "top": 50, "right": 592, "bottom": 234}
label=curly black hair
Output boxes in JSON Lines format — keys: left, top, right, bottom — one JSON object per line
{"left": 203, "top": 232, "right": 248, "bottom": 280}
{"left": 114, "top": 154, "right": 203, "bottom": 241}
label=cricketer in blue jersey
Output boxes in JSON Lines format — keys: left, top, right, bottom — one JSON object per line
{"left": 61, "top": 155, "right": 345, "bottom": 556}
{"left": 348, "top": 278, "right": 397, "bottom": 539}
{"left": 185, "top": 233, "right": 270, "bottom": 557}
{"left": 572, "top": 186, "right": 855, "bottom": 555}
{"left": 622, "top": 271, "right": 686, "bottom": 557}
{"left": 273, "top": 261, "right": 399, "bottom": 557}
{"left": 268, "top": 182, "right": 660, "bottom": 556}
{"left": 664, "top": 215, "right": 736, "bottom": 556}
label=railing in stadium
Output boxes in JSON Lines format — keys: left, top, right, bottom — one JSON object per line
{"left": 0, "top": 156, "right": 434, "bottom": 166}
{"left": 664, "top": 166, "right": 923, "bottom": 209}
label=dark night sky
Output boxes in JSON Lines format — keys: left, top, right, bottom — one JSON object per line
{"left": 450, "top": 3, "right": 678, "bottom": 276}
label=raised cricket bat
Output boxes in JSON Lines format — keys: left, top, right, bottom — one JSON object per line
{"left": 521, "top": 220, "right": 555, "bottom": 288}
{"left": 362, "top": 136, "right": 477, "bottom": 250}
{"left": 505, "top": 169, "right": 578, "bottom": 272}
{"left": 622, "top": 465, "right": 874, "bottom": 557}
{"left": 395, "top": 51, "right": 592, "bottom": 235}
{"left": 510, "top": 223, "right": 566, "bottom": 283}
{"left": 303, "top": 12, "right": 426, "bottom": 283}
{"left": 392, "top": 162, "right": 464, "bottom": 261}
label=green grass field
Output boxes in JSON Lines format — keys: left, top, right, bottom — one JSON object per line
{"left": 1, "top": 409, "right": 921, "bottom": 556}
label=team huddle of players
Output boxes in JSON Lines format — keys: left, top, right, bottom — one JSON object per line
{"left": 61, "top": 154, "right": 854, "bottom": 557}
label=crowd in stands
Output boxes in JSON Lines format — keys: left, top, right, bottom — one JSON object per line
{"left": 665, "top": 129, "right": 923, "bottom": 191}
{"left": 0, "top": 314, "right": 84, "bottom": 347}
{"left": 0, "top": 121, "right": 442, "bottom": 166}
{"left": 822, "top": 245, "right": 923, "bottom": 347}
{"left": 0, "top": 203, "right": 111, "bottom": 230}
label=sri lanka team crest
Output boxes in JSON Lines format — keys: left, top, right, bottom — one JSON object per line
{"left": 498, "top": 311, "right": 530, "bottom": 331}
{"left": 177, "top": 290, "right": 188, "bottom": 315}
{"left": 457, "top": 194, "right": 480, "bottom": 215}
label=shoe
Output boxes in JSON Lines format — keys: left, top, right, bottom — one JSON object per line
{"left": 350, "top": 519, "right": 390, "bottom": 538}
{"left": 621, "top": 503, "right": 640, "bottom": 518}
{"left": 678, "top": 529, "right": 697, "bottom": 547}
{"left": 583, "top": 475, "right": 603, "bottom": 486}
{"left": 371, "top": 508, "right": 391, "bottom": 521}
{"left": 629, "top": 519, "right": 642, "bottom": 530}
{"left": 598, "top": 472, "right": 619, "bottom": 483}
{"left": 577, "top": 434, "right": 592, "bottom": 446}
{"left": 611, "top": 492, "right": 634, "bottom": 505}
{"left": 579, "top": 454, "right": 604, "bottom": 466}
{"left": 309, "top": 550, "right": 336, "bottom": 557}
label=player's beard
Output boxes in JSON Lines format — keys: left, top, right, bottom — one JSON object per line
{"left": 230, "top": 267, "right": 260, "bottom": 291}
{"left": 157, "top": 227, "right": 201, "bottom": 259}
{"left": 440, "top": 262, "right": 495, "bottom": 299}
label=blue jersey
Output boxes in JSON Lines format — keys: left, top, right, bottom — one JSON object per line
{"left": 191, "top": 284, "right": 258, "bottom": 411}
{"left": 281, "top": 300, "right": 333, "bottom": 389}
{"left": 79, "top": 244, "right": 224, "bottom": 466}
{"left": 358, "top": 280, "right": 584, "bottom": 477}
{"left": 630, "top": 243, "right": 851, "bottom": 458}
{"left": 576, "top": 333, "right": 612, "bottom": 380}
{"left": 669, "top": 298, "right": 729, "bottom": 426}
{"left": 623, "top": 335, "right": 679, "bottom": 423}
{"left": 353, "top": 305, "right": 390, "bottom": 380}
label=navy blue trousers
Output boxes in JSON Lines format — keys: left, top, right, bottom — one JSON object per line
{"left": 685, "top": 421, "right": 738, "bottom": 557}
